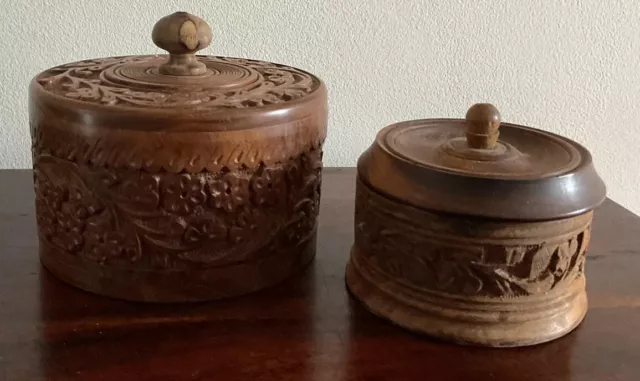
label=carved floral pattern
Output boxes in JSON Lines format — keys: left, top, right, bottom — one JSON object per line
{"left": 206, "top": 173, "right": 251, "bottom": 212}
{"left": 34, "top": 56, "right": 320, "bottom": 108}
{"left": 160, "top": 175, "right": 207, "bottom": 216}
{"left": 251, "top": 167, "right": 286, "bottom": 207}
{"left": 33, "top": 144, "right": 323, "bottom": 269}
{"left": 354, "top": 181, "right": 591, "bottom": 298}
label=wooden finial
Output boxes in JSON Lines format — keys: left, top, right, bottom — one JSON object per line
{"left": 465, "top": 103, "right": 501, "bottom": 150}
{"left": 152, "top": 12, "right": 212, "bottom": 76}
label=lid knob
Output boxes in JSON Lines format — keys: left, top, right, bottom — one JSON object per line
{"left": 465, "top": 103, "right": 501, "bottom": 149}
{"left": 152, "top": 12, "right": 212, "bottom": 76}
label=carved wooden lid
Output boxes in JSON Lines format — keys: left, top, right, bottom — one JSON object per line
{"left": 31, "top": 11, "right": 325, "bottom": 118}
{"left": 358, "top": 104, "right": 606, "bottom": 221}
{"left": 29, "top": 12, "right": 327, "bottom": 173}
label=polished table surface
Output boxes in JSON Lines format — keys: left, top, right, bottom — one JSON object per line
{"left": 1, "top": 168, "right": 640, "bottom": 381}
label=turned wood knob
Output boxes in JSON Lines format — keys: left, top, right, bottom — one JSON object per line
{"left": 465, "top": 103, "right": 501, "bottom": 150}
{"left": 152, "top": 11, "right": 212, "bottom": 76}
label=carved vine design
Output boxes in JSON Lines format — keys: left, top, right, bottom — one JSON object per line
{"left": 35, "top": 56, "right": 319, "bottom": 108}
{"left": 34, "top": 145, "right": 323, "bottom": 269}
{"left": 355, "top": 183, "right": 590, "bottom": 298}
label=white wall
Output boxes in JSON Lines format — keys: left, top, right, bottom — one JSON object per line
{"left": 1, "top": 0, "right": 639, "bottom": 214}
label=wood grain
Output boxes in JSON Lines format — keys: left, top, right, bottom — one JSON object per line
{"left": 348, "top": 175, "right": 594, "bottom": 347}
{"left": 29, "top": 14, "right": 328, "bottom": 302}
{"left": 1, "top": 168, "right": 639, "bottom": 380}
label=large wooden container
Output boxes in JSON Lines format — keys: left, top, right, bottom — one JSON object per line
{"left": 29, "top": 12, "right": 327, "bottom": 302}
{"left": 346, "top": 104, "right": 606, "bottom": 347}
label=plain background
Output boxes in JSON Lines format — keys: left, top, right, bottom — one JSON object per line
{"left": 1, "top": 1, "right": 639, "bottom": 214}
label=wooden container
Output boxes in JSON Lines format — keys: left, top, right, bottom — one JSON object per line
{"left": 346, "top": 103, "right": 606, "bottom": 347}
{"left": 29, "top": 12, "right": 327, "bottom": 302}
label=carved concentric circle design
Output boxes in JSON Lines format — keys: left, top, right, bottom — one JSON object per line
{"left": 35, "top": 55, "right": 321, "bottom": 109}
{"left": 103, "top": 57, "right": 259, "bottom": 90}
{"left": 379, "top": 119, "right": 582, "bottom": 180}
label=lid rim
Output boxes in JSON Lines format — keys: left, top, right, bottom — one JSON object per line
{"left": 30, "top": 75, "right": 327, "bottom": 121}
{"left": 357, "top": 171, "right": 606, "bottom": 222}
{"left": 358, "top": 126, "right": 607, "bottom": 221}
{"left": 377, "top": 118, "right": 588, "bottom": 181}
{"left": 32, "top": 54, "right": 325, "bottom": 115}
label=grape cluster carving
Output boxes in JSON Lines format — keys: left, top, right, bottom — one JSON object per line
{"left": 34, "top": 145, "right": 323, "bottom": 268}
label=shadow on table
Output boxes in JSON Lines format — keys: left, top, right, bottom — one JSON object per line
{"left": 342, "top": 292, "right": 577, "bottom": 381}
{"left": 37, "top": 259, "right": 322, "bottom": 380}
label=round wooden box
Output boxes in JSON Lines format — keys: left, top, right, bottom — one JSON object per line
{"left": 346, "top": 104, "right": 606, "bottom": 347}
{"left": 29, "top": 12, "right": 327, "bottom": 302}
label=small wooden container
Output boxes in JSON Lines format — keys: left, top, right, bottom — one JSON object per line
{"left": 346, "top": 104, "right": 606, "bottom": 347}
{"left": 29, "top": 12, "right": 327, "bottom": 302}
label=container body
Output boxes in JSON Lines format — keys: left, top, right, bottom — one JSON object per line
{"left": 347, "top": 177, "right": 593, "bottom": 347}
{"left": 29, "top": 57, "right": 328, "bottom": 302}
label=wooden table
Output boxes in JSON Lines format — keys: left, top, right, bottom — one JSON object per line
{"left": 1, "top": 168, "right": 639, "bottom": 381}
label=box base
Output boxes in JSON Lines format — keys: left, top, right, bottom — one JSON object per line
{"left": 40, "top": 233, "right": 316, "bottom": 303}
{"left": 345, "top": 251, "right": 587, "bottom": 348}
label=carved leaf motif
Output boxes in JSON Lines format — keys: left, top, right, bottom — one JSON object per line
{"left": 176, "top": 246, "right": 238, "bottom": 266}
{"left": 356, "top": 184, "right": 590, "bottom": 298}
{"left": 554, "top": 242, "right": 571, "bottom": 277}
{"left": 506, "top": 246, "right": 527, "bottom": 266}
{"left": 129, "top": 215, "right": 186, "bottom": 240}
{"left": 529, "top": 246, "right": 553, "bottom": 279}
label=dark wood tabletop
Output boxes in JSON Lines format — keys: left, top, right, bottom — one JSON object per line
{"left": 1, "top": 168, "right": 639, "bottom": 381}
